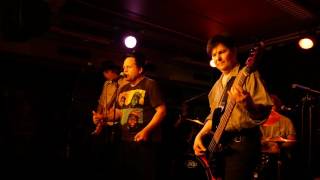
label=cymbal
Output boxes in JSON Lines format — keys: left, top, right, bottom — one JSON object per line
{"left": 265, "top": 136, "right": 296, "bottom": 143}
{"left": 185, "top": 118, "right": 204, "bottom": 125}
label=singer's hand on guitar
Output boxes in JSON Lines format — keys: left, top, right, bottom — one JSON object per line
{"left": 92, "top": 110, "right": 105, "bottom": 124}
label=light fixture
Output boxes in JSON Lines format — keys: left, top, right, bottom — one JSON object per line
{"left": 298, "top": 37, "right": 314, "bottom": 49}
{"left": 209, "top": 59, "right": 216, "bottom": 68}
{"left": 124, "top": 35, "right": 137, "bottom": 49}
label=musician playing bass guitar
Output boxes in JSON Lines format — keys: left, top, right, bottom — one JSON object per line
{"left": 193, "top": 34, "right": 273, "bottom": 180}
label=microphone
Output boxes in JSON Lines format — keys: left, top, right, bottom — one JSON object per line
{"left": 119, "top": 72, "right": 126, "bottom": 78}
{"left": 112, "top": 72, "right": 126, "bottom": 82}
{"left": 280, "top": 105, "right": 292, "bottom": 111}
{"left": 292, "top": 83, "right": 320, "bottom": 95}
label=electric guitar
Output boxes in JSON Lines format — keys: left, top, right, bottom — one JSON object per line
{"left": 199, "top": 42, "right": 264, "bottom": 179}
{"left": 91, "top": 82, "right": 119, "bottom": 136}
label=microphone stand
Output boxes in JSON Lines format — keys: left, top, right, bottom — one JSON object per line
{"left": 300, "top": 93, "right": 316, "bottom": 179}
{"left": 183, "top": 92, "right": 208, "bottom": 104}
{"left": 291, "top": 83, "right": 320, "bottom": 178}
{"left": 110, "top": 79, "right": 121, "bottom": 144}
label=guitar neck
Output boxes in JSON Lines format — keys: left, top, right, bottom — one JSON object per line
{"left": 207, "top": 67, "right": 250, "bottom": 153}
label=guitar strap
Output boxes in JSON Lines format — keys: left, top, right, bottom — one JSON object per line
{"left": 212, "top": 76, "right": 235, "bottom": 131}
{"left": 221, "top": 77, "right": 235, "bottom": 108}
{"left": 208, "top": 76, "right": 236, "bottom": 177}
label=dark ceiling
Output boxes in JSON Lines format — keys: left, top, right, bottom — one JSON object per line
{"left": 0, "top": 0, "right": 320, "bottom": 90}
{"left": 2, "top": 0, "right": 319, "bottom": 59}
{"left": 53, "top": 0, "right": 320, "bottom": 52}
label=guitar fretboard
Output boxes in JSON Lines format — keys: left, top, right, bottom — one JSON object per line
{"left": 207, "top": 66, "right": 252, "bottom": 153}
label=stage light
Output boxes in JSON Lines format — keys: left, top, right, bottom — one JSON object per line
{"left": 298, "top": 37, "right": 314, "bottom": 49}
{"left": 124, "top": 35, "right": 137, "bottom": 49}
{"left": 209, "top": 59, "right": 216, "bottom": 68}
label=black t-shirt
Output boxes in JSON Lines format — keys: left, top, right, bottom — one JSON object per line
{"left": 117, "top": 77, "right": 164, "bottom": 142}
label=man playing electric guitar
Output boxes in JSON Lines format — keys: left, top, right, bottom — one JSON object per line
{"left": 91, "top": 60, "right": 128, "bottom": 178}
{"left": 193, "top": 35, "right": 273, "bottom": 180}
{"left": 92, "top": 61, "right": 128, "bottom": 136}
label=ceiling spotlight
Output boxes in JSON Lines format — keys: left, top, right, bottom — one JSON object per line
{"left": 124, "top": 35, "right": 137, "bottom": 49}
{"left": 209, "top": 59, "right": 216, "bottom": 68}
{"left": 298, "top": 37, "right": 314, "bottom": 50}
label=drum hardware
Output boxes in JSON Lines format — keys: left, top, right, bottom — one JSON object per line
{"left": 185, "top": 118, "right": 204, "bottom": 125}
{"left": 265, "top": 136, "right": 296, "bottom": 143}
{"left": 255, "top": 136, "right": 297, "bottom": 180}
{"left": 171, "top": 153, "right": 213, "bottom": 180}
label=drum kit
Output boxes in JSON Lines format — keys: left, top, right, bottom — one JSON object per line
{"left": 171, "top": 117, "right": 211, "bottom": 180}
{"left": 254, "top": 136, "right": 297, "bottom": 180}
{"left": 182, "top": 118, "right": 204, "bottom": 144}
{"left": 171, "top": 153, "right": 213, "bottom": 180}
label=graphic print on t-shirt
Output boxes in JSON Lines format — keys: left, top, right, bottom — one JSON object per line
{"left": 121, "top": 108, "right": 143, "bottom": 132}
{"left": 118, "top": 89, "right": 146, "bottom": 132}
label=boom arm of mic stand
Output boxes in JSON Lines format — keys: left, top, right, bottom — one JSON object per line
{"left": 183, "top": 92, "right": 208, "bottom": 104}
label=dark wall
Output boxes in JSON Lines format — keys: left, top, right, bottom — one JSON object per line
{"left": 0, "top": 53, "right": 102, "bottom": 176}
{"left": 0, "top": 0, "right": 50, "bottom": 41}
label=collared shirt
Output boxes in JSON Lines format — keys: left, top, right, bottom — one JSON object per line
{"left": 206, "top": 64, "right": 273, "bottom": 131}
{"left": 98, "top": 78, "right": 128, "bottom": 115}
{"left": 260, "top": 110, "right": 296, "bottom": 138}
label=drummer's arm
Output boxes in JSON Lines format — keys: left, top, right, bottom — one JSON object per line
{"left": 282, "top": 134, "right": 296, "bottom": 149}
{"left": 261, "top": 137, "right": 280, "bottom": 154}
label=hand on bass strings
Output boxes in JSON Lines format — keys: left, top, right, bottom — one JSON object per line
{"left": 227, "top": 85, "right": 249, "bottom": 104}
{"left": 193, "top": 131, "right": 208, "bottom": 156}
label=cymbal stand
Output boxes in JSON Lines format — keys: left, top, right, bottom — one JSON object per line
{"left": 276, "top": 143, "right": 283, "bottom": 180}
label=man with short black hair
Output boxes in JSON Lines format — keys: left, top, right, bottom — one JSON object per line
{"left": 107, "top": 51, "right": 167, "bottom": 180}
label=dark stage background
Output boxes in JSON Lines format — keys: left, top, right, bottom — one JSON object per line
{"left": 1, "top": 41, "right": 320, "bottom": 178}
{"left": 0, "top": 1, "right": 319, "bottom": 177}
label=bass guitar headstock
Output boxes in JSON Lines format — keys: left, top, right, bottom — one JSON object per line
{"left": 245, "top": 41, "right": 264, "bottom": 73}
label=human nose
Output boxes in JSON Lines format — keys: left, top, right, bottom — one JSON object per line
{"left": 212, "top": 54, "right": 220, "bottom": 62}
{"left": 215, "top": 54, "right": 222, "bottom": 61}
